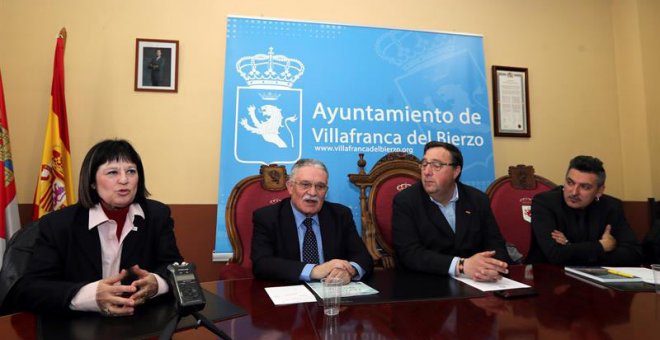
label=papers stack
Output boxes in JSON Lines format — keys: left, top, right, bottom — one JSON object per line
{"left": 564, "top": 267, "right": 644, "bottom": 283}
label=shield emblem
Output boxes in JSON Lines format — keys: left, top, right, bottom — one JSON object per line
{"left": 234, "top": 86, "right": 302, "bottom": 164}
{"left": 521, "top": 205, "right": 532, "bottom": 223}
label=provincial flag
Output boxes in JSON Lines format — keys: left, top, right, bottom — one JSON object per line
{"left": 32, "top": 29, "right": 75, "bottom": 220}
{"left": 0, "top": 69, "right": 22, "bottom": 269}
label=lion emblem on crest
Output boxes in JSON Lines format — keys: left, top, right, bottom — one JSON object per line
{"left": 240, "top": 104, "right": 298, "bottom": 148}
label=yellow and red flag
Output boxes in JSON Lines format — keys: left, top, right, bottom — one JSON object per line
{"left": 33, "top": 29, "right": 75, "bottom": 219}
{"left": 0, "top": 69, "right": 22, "bottom": 268}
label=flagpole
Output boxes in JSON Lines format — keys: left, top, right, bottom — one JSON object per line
{"left": 59, "top": 27, "right": 67, "bottom": 51}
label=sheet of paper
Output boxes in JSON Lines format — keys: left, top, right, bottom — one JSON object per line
{"left": 305, "top": 281, "right": 379, "bottom": 298}
{"left": 453, "top": 276, "right": 530, "bottom": 291}
{"left": 603, "top": 267, "right": 655, "bottom": 284}
{"left": 264, "top": 285, "right": 318, "bottom": 305}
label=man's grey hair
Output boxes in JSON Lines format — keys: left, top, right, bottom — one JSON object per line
{"left": 289, "top": 158, "right": 329, "bottom": 181}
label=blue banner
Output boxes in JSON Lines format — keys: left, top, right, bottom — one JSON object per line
{"left": 215, "top": 17, "right": 495, "bottom": 256}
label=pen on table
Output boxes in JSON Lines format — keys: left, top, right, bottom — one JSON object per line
{"left": 606, "top": 269, "right": 635, "bottom": 278}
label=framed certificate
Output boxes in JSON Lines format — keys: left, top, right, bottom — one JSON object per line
{"left": 492, "top": 66, "right": 530, "bottom": 137}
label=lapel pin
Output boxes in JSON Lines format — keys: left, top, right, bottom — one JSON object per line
{"left": 465, "top": 210, "right": 472, "bottom": 214}
{"left": 132, "top": 226, "right": 139, "bottom": 231}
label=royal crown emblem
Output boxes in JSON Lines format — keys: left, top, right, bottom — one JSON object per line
{"left": 236, "top": 47, "right": 305, "bottom": 88}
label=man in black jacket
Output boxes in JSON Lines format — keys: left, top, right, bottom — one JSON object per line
{"left": 527, "top": 155, "right": 642, "bottom": 265}
{"left": 392, "top": 142, "right": 510, "bottom": 281}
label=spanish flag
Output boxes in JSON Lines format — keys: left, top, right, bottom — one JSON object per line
{"left": 32, "top": 29, "right": 75, "bottom": 220}
{"left": 0, "top": 69, "right": 22, "bottom": 268}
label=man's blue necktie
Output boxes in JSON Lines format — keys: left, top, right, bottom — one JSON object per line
{"left": 302, "top": 217, "right": 319, "bottom": 264}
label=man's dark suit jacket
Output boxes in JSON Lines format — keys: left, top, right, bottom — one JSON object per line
{"left": 251, "top": 198, "right": 373, "bottom": 283}
{"left": 527, "top": 186, "right": 642, "bottom": 265}
{"left": 392, "top": 182, "right": 511, "bottom": 275}
{"left": 149, "top": 56, "right": 164, "bottom": 85}
{"left": 10, "top": 200, "right": 183, "bottom": 314}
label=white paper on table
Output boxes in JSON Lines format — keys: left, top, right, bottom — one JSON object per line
{"left": 264, "top": 285, "right": 318, "bottom": 305}
{"left": 453, "top": 276, "right": 530, "bottom": 291}
{"left": 603, "top": 267, "right": 655, "bottom": 284}
{"left": 305, "top": 281, "right": 379, "bottom": 298}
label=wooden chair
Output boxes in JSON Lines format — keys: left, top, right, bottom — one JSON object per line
{"left": 348, "top": 152, "right": 421, "bottom": 268}
{"left": 486, "top": 165, "right": 556, "bottom": 263}
{"left": 220, "top": 164, "right": 290, "bottom": 280}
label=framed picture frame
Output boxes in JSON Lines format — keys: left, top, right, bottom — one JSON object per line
{"left": 492, "top": 65, "right": 530, "bottom": 137}
{"left": 135, "top": 38, "right": 179, "bottom": 92}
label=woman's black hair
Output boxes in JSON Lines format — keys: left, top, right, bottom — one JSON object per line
{"left": 78, "top": 139, "right": 150, "bottom": 208}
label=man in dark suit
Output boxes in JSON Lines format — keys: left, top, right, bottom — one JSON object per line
{"left": 251, "top": 158, "right": 373, "bottom": 283}
{"left": 148, "top": 49, "right": 165, "bottom": 86}
{"left": 527, "top": 155, "right": 642, "bottom": 265}
{"left": 392, "top": 142, "right": 510, "bottom": 281}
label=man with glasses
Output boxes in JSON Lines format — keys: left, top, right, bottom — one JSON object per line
{"left": 251, "top": 159, "right": 373, "bottom": 283}
{"left": 392, "top": 142, "right": 511, "bottom": 281}
{"left": 527, "top": 155, "right": 642, "bottom": 265}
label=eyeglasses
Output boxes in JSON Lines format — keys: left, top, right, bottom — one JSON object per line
{"left": 291, "top": 180, "right": 328, "bottom": 192}
{"left": 419, "top": 161, "right": 455, "bottom": 172}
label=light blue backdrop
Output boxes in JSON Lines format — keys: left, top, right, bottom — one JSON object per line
{"left": 215, "top": 17, "right": 495, "bottom": 256}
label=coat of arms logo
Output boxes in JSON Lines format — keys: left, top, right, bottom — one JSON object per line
{"left": 234, "top": 48, "right": 304, "bottom": 164}
{"left": 520, "top": 197, "right": 533, "bottom": 223}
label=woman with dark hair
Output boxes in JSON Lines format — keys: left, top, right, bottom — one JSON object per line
{"left": 11, "top": 139, "right": 183, "bottom": 316}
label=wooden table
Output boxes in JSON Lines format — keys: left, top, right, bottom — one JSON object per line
{"left": 2, "top": 264, "right": 659, "bottom": 339}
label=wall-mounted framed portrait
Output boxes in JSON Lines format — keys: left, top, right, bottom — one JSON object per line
{"left": 492, "top": 65, "right": 530, "bottom": 137}
{"left": 135, "top": 38, "right": 179, "bottom": 92}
